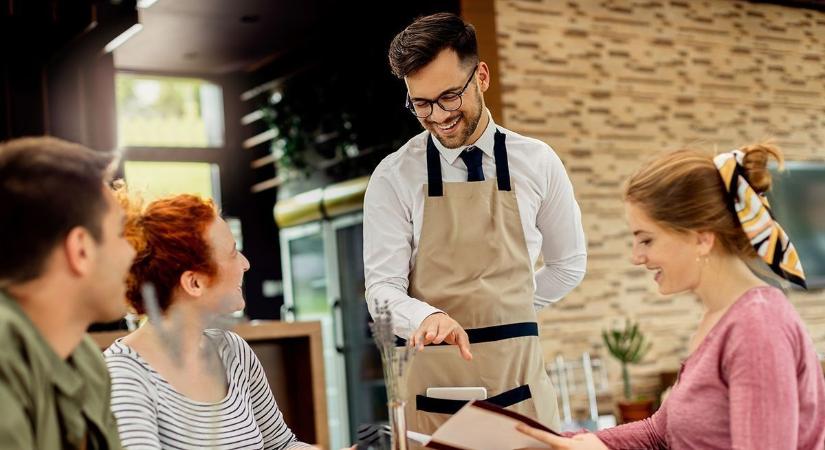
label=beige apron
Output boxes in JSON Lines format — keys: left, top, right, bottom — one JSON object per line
{"left": 403, "top": 130, "right": 560, "bottom": 436}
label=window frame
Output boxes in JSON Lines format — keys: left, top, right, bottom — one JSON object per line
{"left": 114, "top": 69, "right": 231, "bottom": 203}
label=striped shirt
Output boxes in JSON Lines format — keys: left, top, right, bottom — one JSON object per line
{"left": 104, "top": 329, "right": 310, "bottom": 450}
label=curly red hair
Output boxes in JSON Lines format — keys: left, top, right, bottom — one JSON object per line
{"left": 116, "top": 186, "right": 218, "bottom": 314}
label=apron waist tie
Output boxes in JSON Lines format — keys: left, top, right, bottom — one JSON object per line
{"left": 395, "top": 321, "right": 538, "bottom": 347}
{"left": 416, "top": 384, "right": 532, "bottom": 414}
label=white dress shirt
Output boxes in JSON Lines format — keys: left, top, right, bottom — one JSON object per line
{"left": 363, "top": 111, "right": 587, "bottom": 338}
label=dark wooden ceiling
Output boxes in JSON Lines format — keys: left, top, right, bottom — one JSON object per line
{"left": 114, "top": 0, "right": 332, "bottom": 75}
{"left": 113, "top": 0, "right": 825, "bottom": 76}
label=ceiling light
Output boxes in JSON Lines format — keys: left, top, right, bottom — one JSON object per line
{"left": 137, "top": 0, "right": 159, "bottom": 8}
{"left": 104, "top": 23, "right": 143, "bottom": 53}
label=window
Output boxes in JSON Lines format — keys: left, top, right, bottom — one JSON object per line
{"left": 116, "top": 74, "right": 224, "bottom": 148}
{"left": 123, "top": 161, "right": 221, "bottom": 206}
{"left": 115, "top": 72, "right": 226, "bottom": 204}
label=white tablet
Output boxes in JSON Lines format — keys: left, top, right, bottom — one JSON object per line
{"left": 426, "top": 386, "right": 488, "bottom": 401}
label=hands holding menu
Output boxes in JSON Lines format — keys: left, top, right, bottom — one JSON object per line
{"left": 515, "top": 424, "right": 608, "bottom": 450}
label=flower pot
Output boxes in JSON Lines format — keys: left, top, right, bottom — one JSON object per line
{"left": 618, "top": 398, "right": 654, "bottom": 424}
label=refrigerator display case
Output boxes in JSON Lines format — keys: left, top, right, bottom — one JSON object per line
{"left": 277, "top": 177, "right": 387, "bottom": 449}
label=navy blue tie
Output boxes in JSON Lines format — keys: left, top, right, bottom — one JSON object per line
{"left": 459, "top": 147, "right": 485, "bottom": 182}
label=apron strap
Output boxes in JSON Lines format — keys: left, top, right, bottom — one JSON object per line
{"left": 493, "top": 129, "right": 511, "bottom": 191}
{"left": 416, "top": 384, "right": 532, "bottom": 415}
{"left": 395, "top": 322, "right": 538, "bottom": 347}
{"left": 425, "top": 129, "right": 512, "bottom": 197}
{"left": 426, "top": 135, "right": 444, "bottom": 197}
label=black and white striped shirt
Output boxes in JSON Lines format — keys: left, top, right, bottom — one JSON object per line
{"left": 104, "top": 329, "right": 309, "bottom": 450}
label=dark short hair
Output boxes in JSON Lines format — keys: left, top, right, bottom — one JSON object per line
{"left": 0, "top": 137, "right": 115, "bottom": 284}
{"left": 388, "top": 12, "right": 478, "bottom": 78}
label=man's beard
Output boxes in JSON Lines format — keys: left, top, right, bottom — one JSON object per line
{"left": 426, "top": 95, "right": 483, "bottom": 149}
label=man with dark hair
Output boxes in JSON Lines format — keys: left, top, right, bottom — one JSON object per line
{"left": 0, "top": 137, "right": 134, "bottom": 449}
{"left": 364, "top": 12, "right": 586, "bottom": 433}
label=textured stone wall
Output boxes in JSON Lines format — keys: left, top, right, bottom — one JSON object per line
{"left": 494, "top": 0, "right": 825, "bottom": 418}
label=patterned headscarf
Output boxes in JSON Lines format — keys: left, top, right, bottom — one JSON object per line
{"left": 714, "top": 150, "right": 806, "bottom": 289}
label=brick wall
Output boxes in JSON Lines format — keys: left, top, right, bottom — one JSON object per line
{"left": 494, "top": 0, "right": 825, "bottom": 417}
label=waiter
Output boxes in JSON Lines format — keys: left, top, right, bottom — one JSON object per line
{"left": 363, "top": 12, "right": 586, "bottom": 434}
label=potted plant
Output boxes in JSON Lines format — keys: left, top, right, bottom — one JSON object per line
{"left": 602, "top": 319, "right": 654, "bottom": 423}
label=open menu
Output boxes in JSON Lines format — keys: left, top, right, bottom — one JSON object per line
{"left": 417, "top": 400, "right": 560, "bottom": 450}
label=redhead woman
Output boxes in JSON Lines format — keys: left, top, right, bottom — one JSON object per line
{"left": 104, "top": 191, "right": 317, "bottom": 450}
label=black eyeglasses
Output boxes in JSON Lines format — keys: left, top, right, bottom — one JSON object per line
{"left": 405, "top": 65, "right": 477, "bottom": 119}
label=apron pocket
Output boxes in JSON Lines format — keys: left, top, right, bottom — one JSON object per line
{"left": 416, "top": 384, "right": 533, "bottom": 414}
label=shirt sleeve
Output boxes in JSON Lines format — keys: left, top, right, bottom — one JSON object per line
{"left": 0, "top": 382, "right": 34, "bottom": 450}
{"left": 106, "top": 355, "right": 163, "bottom": 450}
{"left": 363, "top": 168, "right": 441, "bottom": 338}
{"left": 721, "top": 305, "right": 799, "bottom": 449}
{"left": 533, "top": 148, "right": 587, "bottom": 309}
{"left": 235, "top": 333, "right": 310, "bottom": 449}
{"left": 594, "top": 402, "right": 668, "bottom": 449}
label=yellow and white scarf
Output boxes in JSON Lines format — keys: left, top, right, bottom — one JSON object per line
{"left": 714, "top": 150, "right": 806, "bottom": 288}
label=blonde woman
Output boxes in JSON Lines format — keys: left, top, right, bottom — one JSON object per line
{"left": 519, "top": 144, "right": 825, "bottom": 449}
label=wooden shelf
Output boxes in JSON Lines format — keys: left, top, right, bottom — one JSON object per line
{"left": 251, "top": 153, "right": 278, "bottom": 169}
{"left": 243, "top": 129, "right": 277, "bottom": 149}
{"left": 241, "top": 109, "right": 266, "bottom": 126}
{"left": 250, "top": 176, "right": 283, "bottom": 193}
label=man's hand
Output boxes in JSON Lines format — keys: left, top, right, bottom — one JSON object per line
{"left": 515, "top": 424, "right": 608, "bottom": 450}
{"left": 409, "top": 312, "right": 472, "bottom": 360}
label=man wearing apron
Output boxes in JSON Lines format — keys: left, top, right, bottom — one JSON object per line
{"left": 364, "top": 12, "right": 587, "bottom": 435}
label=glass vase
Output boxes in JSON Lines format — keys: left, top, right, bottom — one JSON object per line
{"left": 388, "top": 400, "right": 409, "bottom": 450}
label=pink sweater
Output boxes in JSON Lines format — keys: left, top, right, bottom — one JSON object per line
{"left": 595, "top": 286, "right": 825, "bottom": 449}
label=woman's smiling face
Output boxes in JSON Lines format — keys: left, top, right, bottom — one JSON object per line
{"left": 625, "top": 201, "right": 705, "bottom": 295}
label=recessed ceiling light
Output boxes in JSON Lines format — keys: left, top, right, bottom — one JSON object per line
{"left": 137, "top": 0, "right": 159, "bottom": 8}
{"left": 240, "top": 14, "right": 260, "bottom": 24}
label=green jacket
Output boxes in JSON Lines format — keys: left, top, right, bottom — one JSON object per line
{"left": 0, "top": 291, "right": 122, "bottom": 450}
